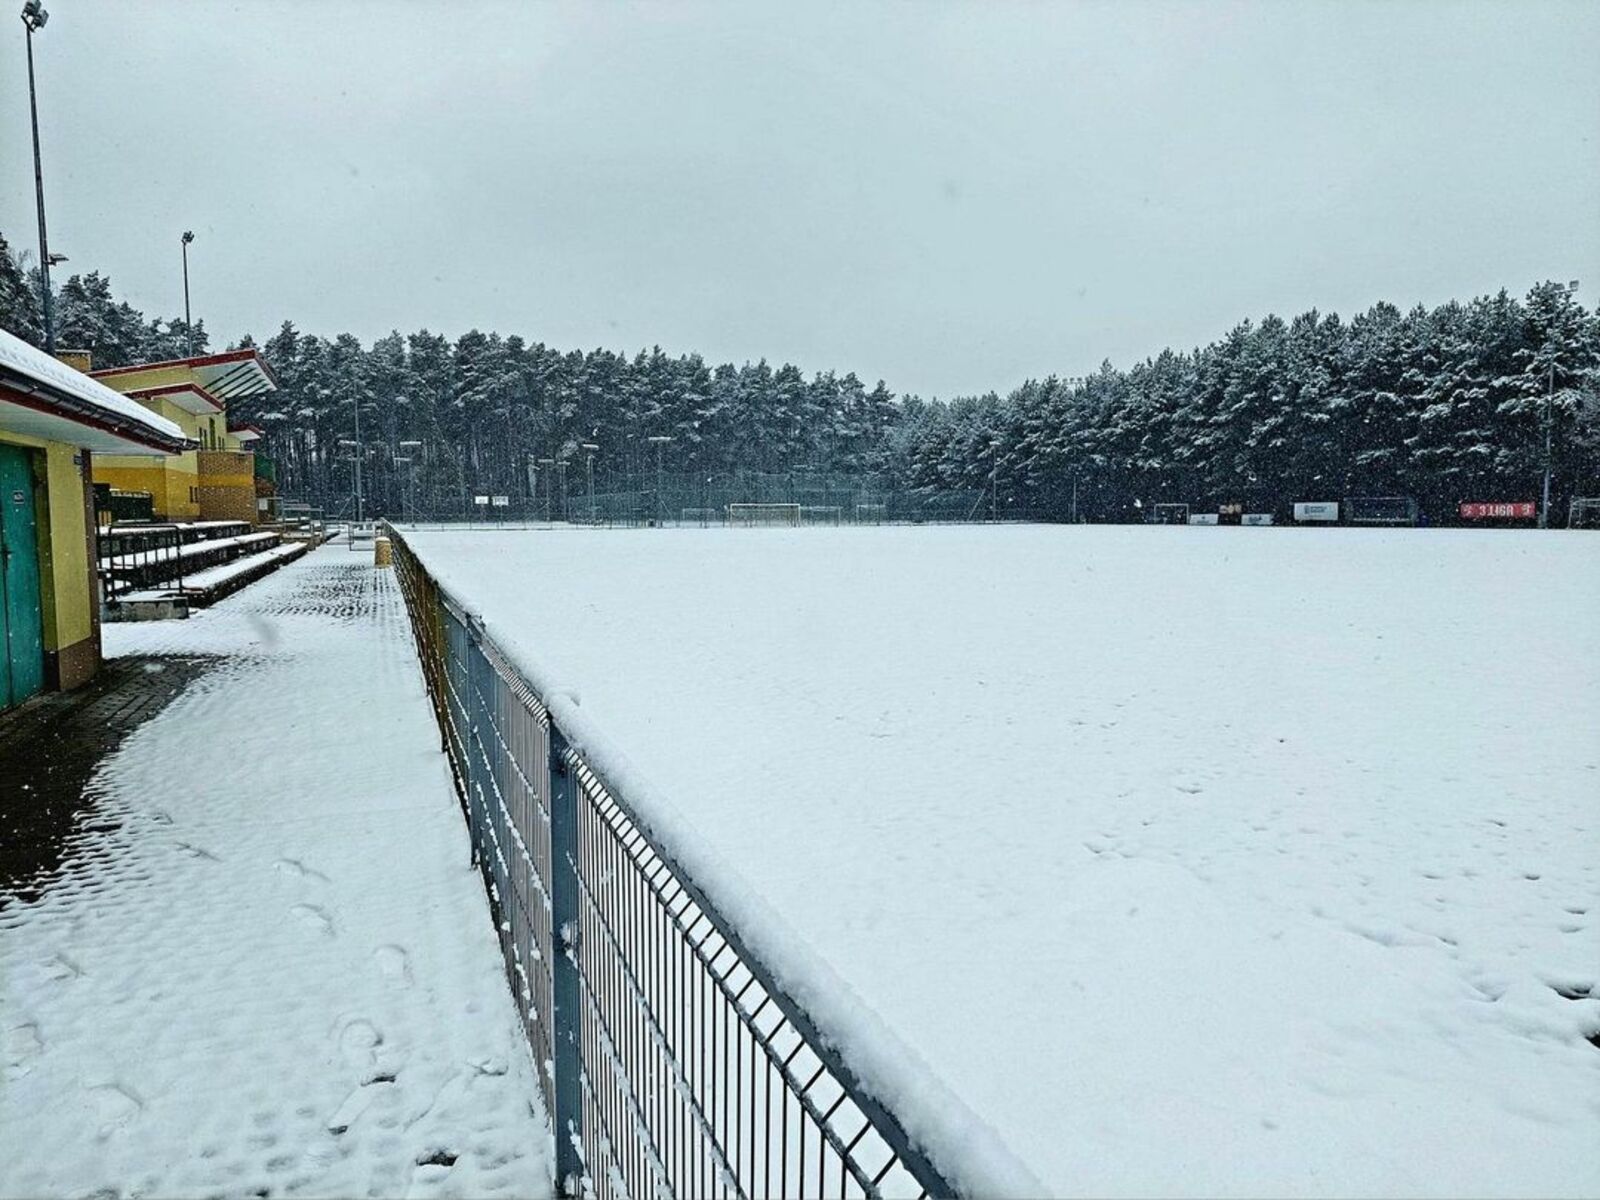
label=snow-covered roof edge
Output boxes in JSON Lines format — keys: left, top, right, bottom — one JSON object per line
{"left": 0, "top": 329, "right": 189, "bottom": 449}
{"left": 392, "top": 526, "right": 1048, "bottom": 1200}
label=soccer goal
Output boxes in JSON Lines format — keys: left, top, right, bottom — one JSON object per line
{"left": 854, "top": 502, "right": 888, "bottom": 525}
{"left": 800, "top": 505, "right": 843, "bottom": 526}
{"left": 1151, "top": 503, "right": 1189, "bottom": 525}
{"left": 727, "top": 503, "right": 801, "bottom": 527}
{"left": 1569, "top": 498, "right": 1600, "bottom": 529}
{"left": 1344, "top": 496, "right": 1419, "bottom": 526}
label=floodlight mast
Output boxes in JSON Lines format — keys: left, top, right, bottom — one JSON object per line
{"left": 647, "top": 435, "right": 674, "bottom": 524}
{"left": 21, "top": 0, "right": 57, "bottom": 351}
{"left": 538, "top": 457, "right": 555, "bottom": 526}
{"left": 180, "top": 231, "right": 196, "bottom": 356}
{"left": 581, "top": 442, "right": 599, "bottom": 524}
{"left": 1540, "top": 279, "right": 1582, "bottom": 529}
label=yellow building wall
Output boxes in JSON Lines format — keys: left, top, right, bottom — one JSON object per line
{"left": 0, "top": 429, "right": 98, "bottom": 686}
{"left": 97, "top": 364, "right": 197, "bottom": 393}
{"left": 93, "top": 397, "right": 202, "bottom": 520}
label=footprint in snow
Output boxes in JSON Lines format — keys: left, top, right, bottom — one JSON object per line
{"left": 4, "top": 1022, "right": 43, "bottom": 1079}
{"left": 336, "top": 1017, "right": 385, "bottom": 1074}
{"left": 373, "top": 944, "right": 412, "bottom": 988}
{"left": 326, "top": 1084, "right": 378, "bottom": 1136}
{"left": 406, "top": 1151, "right": 459, "bottom": 1199}
{"left": 291, "top": 904, "right": 334, "bottom": 936}
{"left": 38, "top": 953, "right": 84, "bottom": 982}
{"left": 275, "top": 857, "right": 331, "bottom": 884}
{"left": 326, "top": 1060, "right": 399, "bottom": 1135}
{"left": 298, "top": 1137, "right": 341, "bottom": 1172}
{"left": 89, "top": 1082, "right": 143, "bottom": 1139}
{"left": 1171, "top": 775, "right": 1204, "bottom": 795}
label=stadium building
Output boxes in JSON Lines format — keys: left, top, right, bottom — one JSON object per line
{"left": 0, "top": 330, "right": 189, "bottom": 709}
{"left": 88, "top": 349, "right": 278, "bottom": 523}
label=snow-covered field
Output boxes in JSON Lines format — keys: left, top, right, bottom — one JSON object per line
{"left": 1, "top": 552, "right": 551, "bottom": 1199}
{"left": 403, "top": 524, "right": 1600, "bottom": 1198}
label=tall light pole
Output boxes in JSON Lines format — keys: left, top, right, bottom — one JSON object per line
{"left": 181, "top": 231, "right": 195, "bottom": 356}
{"left": 1539, "top": 279, "right": 1581, "bottom": 530}
{"left": 21, "top": 0, "right": 57, "bottom": 352}
{"left": 988, "top": 437, "right": 1000, "bottom": 523}
{"left": 339, "top": 394, "right": 368, "bottom": 523}
{"left": 581, "top": 442, "right": 599, "bottom": 525}
{"left": 538, "top": 457, "right": 555, "bottom": 526}
{"left": 392, "top": 456, "right": 412, "bottom": 521}
{"left": 338, "top": 440, "right": 364, "bottom": 524}
{"left": 647, "top": 435, "right": 673, "bottom": 525}
{"left": 399, "top": 440, "right": 422, "bottom": 520}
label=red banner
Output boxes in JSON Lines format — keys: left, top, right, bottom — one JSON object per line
{"left": 1459, "top": 501, "right": 1536, "bottom": 520}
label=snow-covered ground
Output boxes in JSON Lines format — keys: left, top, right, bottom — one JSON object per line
{"left": 1, "top": 550, "right": 551, "bottom": 1199}
{"left": 402, "top": 524, "right": 1600, "bottom": 1199}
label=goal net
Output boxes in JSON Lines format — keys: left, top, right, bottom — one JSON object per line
{"left": 1151, "top": 503, "right": 1189, "bottom": 525}
{"left": 854, "top": 502, "right": 888, "bottom": 524}
{"left": 1569, "top": 498, "right": 1600, "bottom": 530}
{"left": 800, "top": 505, "right": 842, "bottom": 525}
{"left": 1344, "top": 496, "right": 1418, "bottom": 526}
{"left": 727, "top": 503, "right": 801, "bottom": 527}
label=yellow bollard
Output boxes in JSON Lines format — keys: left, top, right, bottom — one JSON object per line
{"left": 374, "top": 536, "right": 392, "bottom": 568}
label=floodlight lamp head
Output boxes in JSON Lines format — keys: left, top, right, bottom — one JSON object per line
{"left": 21, "top": 1, "right": 47, "bottom": 31}
{"left": 182, "top": 230, "right": 195, "bottom": 245}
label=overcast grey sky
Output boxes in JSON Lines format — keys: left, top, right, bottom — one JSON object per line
{"left": 4, "top": 1, "right": 1597, "bottom": 397}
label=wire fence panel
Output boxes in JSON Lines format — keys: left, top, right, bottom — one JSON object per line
{"left": 389, "top": 526, "right": 956, "bottom": 1200}
{"left": 296, "top": 466, "right": 997, "bottom": 529}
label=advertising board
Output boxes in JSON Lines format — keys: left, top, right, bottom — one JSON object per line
{"left": 1293, "top": 501, "right": 1339, "bottom": 522}
{"left": 1459, "top": 501, "right": 1535, "bottom": 520}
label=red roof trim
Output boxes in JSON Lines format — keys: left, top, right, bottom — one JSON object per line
{"left": 0, "top": 381, "right": 192, "bottom": 454}
{"left": 124, "top": 382, "right": 225, "bottom": 412}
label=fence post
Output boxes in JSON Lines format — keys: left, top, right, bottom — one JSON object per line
{"left": 549, "top": 722, "right": 584, "bottom": 1195}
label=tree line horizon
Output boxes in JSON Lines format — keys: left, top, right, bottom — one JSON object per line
{"left": 4, "top": 229, "right": 1597, "bottom": 524}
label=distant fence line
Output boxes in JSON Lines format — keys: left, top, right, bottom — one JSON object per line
{"left": 387, "top": 525, "right": 956, "bottom": 1199}
{"left": 303, "top": 469, "right": 990, "bottom": 526}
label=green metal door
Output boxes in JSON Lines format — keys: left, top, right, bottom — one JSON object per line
{"left": 0, "top": 444, "right": 45, "bottom": 709}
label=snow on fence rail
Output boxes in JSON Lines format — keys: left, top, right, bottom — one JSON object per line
{"left": 387, "top": 525, "right": 957, "bottom": 1200}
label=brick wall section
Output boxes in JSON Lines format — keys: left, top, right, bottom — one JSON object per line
{"left": 196, "top": 450, "right": 258, "bottom": 525}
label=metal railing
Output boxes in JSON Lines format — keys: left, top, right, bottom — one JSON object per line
{"left": 388, "top": 526, "right": 955, "bottom": 1200}
{"left": 96, "top": 523, "right": 187, "bottom": 599}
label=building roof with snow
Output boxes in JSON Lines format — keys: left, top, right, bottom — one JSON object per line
{"left": 0, "top": 328, "right": 191, "bottom": 455}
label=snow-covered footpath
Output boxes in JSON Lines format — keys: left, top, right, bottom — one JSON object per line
{"left": 1, "top": 550, "right": 551, "bottom": 1199}
{"left": 404, "top": 524, "right": 1600, "bottom": 1199}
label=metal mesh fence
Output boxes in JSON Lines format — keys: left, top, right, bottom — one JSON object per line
{"left": 309, "top": 469, "right": 987, "bottom": 528}
{"left": 389, "top": 526, "right": 955, "bottom": 1200}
